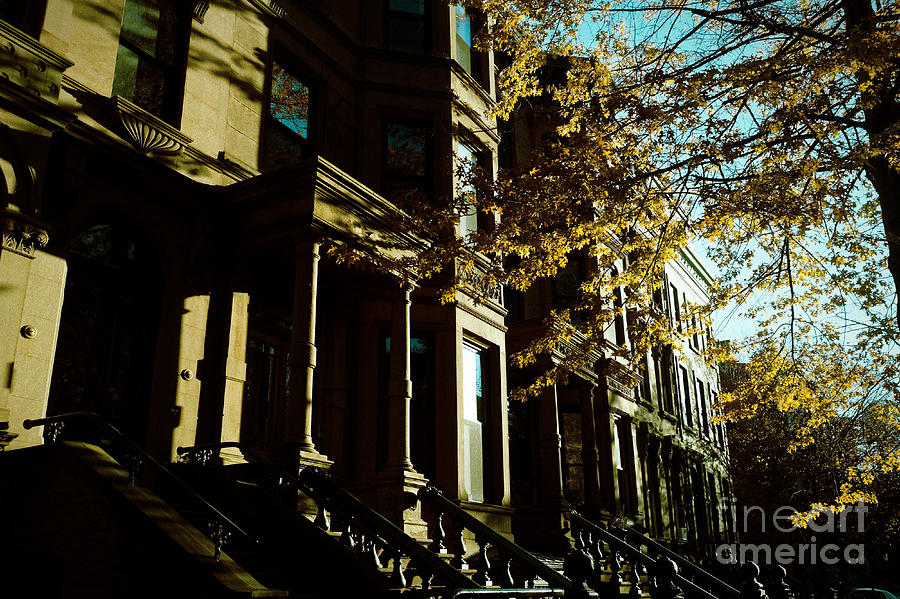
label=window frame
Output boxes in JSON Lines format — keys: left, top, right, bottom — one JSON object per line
{"left": 381, "top": 115, "right": 434, "bottom": 208}
{"left": 112, "top": 0, "right": 190, "bottom": 125}
{"left": 261, "top": 48, "right": 318, "bottom": 172}
{"left": 385, "top": 0, "right": 430, "bottom": 55}
{"left": 453, "top": 4, "right": 486, "bottom": 86}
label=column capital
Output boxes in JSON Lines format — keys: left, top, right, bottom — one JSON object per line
{"left": 1, "top": 212, "right": 48, "bottom": 259}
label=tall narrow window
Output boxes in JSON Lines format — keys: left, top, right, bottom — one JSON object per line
{"left": 263, "top": 56, "right": 313, "bottom": 171}
{"left": 386, "top": 0, "right": 427, "bottom": 54}
{"left": 383, "top": 118, "right": 432, "bottom": 209}
{"left": 454, "top": 5, "right": 481, "bottom": 82}
{"left": 671, "top": 284, "right": 681, "bottom": 330}
{"left": 113, "top": 0, "right": 186, "bottom": 122}
{"left": 457, "top": 140, "right": 484, "bottom": 242}
{"left": 462, "top": 339, "right": 492, "bottom": 503}
{"left": 680, "top": 366, "right": 693, "bottom": 428}
{"left": 614, "top": 286, "right": 627, "bottom": 347}
{"left": 697, "top": 377, "right": 709, "bottom": 435}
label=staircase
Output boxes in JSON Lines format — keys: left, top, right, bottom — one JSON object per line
{"left": 175, "top": 441, "right": 575, "bottom": 598}
{"left": 17, "top": 412, "right": 812, "bottom": 599}
{"left": 564, "top": 510, "right": 849, "bottom": 599}
{"left": 3, "top": 414, "right": 287, "bottom": 599}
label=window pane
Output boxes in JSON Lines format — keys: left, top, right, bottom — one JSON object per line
{"left": 270, "top": 62, "right": 310, "bottom": 139}
{"left": 390, "top": 0, "right": 424, "bottom": 14}
{"left": 386, "top": 122, "right": 428, "bottom": 176}
{"left": 463, "top": 342, "right": 486, "bottom": 502}
{"left": 121, "top": 0, "right": 160, "bottom": 57}
{"left": 113, "top": 43, "right": 167, "bottom": 117}
{"left": 455, "top": 6, "right": 473, "bottom": 74}
{"left": 457, "top": 141, "right": 479, "bottom": 239}
{"left": 263, "top": 120, "right": 307, "bottom": 170}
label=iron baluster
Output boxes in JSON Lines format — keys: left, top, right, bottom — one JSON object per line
{"left": 650, "top": 557, "right": 684, "bottom": 599}
{"left": 390, "top": 549, "right": 407, "bottom": 588}
{"left": 433, "top": 507, "right": 448, "bottom": 554}
{"left": 208, "top": 520, "right": 231, "bottom": 562}
{"left": 629, "top": 559, "right": 645, "bottom": 598}
{"left": 493, "top": 552, "right": 513, "bottom": 588}
{"left": 452, "top": 522, "right": 469, "bottom": 570}
{"left": 740, "top": 562, "right": 769, "bottom": 599}
{"left": 313, "top": 499, "right": 330, "bottom": 531}
{"left": 473, "top": 539, "right": 492, "bottom": 586}
{"left": 766, "top": 566, "right": 795, "bottom": 599}
{"left": 123, "top": 453, "right": 144, "bottom": 486}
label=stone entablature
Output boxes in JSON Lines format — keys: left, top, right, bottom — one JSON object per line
{"left": 0, "top": 19, "right": 72, "bottom": 105}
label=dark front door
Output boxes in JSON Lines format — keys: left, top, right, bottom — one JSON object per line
{"left": 48, "top": 223, "right": 160, "bottom": 445}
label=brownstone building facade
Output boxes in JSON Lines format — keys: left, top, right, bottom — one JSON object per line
{"left": 0, "top": 0, "right": 733, "bottom": 594}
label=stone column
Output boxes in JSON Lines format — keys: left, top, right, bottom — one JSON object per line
{"left": 536, "top": 384, "right": 564, "bottom": 504}
{"left": 285, "top": 238, "right": 330, "bottom": 468}
{"left": 385, "top": 281, "right": 415, "bottom": 472}
{"left": 633, "top": 421, "right": 647, "bottom": 525}
{"left": 220, "top": 292, "right": 249, "bottom": 465}
{"left": 373, "top": 279, "right": 427, "bottom": 538}
{"left": 580, "top": 385, "right": 603, "bottom": 507}
{"left": 593, "top": 385, "right": 620, "bottom": 514}
{"left": 0, "top": 213, "right": 55, "bottom": 450}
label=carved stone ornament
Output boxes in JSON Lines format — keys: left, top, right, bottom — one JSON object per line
{"left": 1, "top": 214, "right": 49, "bottom": 258}
{"left": 114, "top": 96, "right": 192, "bottom": 155}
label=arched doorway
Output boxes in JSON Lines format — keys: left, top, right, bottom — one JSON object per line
{"left": 48, "top": 222, "right": 161, "bottom": 445}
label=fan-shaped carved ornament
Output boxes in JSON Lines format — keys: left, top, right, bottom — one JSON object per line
{"left": 114, "top": 96, "right": 192, "bottom": 155}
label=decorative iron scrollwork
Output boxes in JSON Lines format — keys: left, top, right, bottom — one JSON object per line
{"left": 180, "top": 447, "right": 216, "bottom": 466}
{"left": 43, "top": 421, "right": 65, "bottom": 444}
{"left": 123, "top": 453, "right": 144, "bottom": 486}
{"left": 208, "top": 520, "right": 231, "bottom": 562}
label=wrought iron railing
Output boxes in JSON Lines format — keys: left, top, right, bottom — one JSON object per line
{"left": 22, "top": 412, "right": 252, "bottom": 561}
{"left": 618, "top": 524, "right": 739, "bottom": 598}
{"left": 418, "top": 486, "right": 572, "bottom": 591}
{"left": 445, "top": 590, "right": 565, "bottom": 598}
{"left": 177, "top": 441, "right": 478, "bottom": 594}
{"left": 567, "top": 510, "right": 718, "bottom": 599}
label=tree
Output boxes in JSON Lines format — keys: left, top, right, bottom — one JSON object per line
{"left": 437, "top": 0, "right": 899, "bottom": 513}
{"left": 335, "top": 0, "right": 900, "bottom": 511}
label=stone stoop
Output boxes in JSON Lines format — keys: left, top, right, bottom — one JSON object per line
{"left": 0, "top": 442, "right": 288, "bottom": 598}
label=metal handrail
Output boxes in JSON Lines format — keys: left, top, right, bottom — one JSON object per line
{"left": 568, "top": 511, "right": 717, "bottom": 599}
{"left": 23, "top": 412, "right": 253, "bottom": 557}
{"left": 418, "top": 486, "right": 571, "bottom": 589}
{"left": 621, "top": 525, "right": 739, "bottom": 597}
{"left": 445, "top": 589, "right": 565, "bottom": 598}
{"left": 177, "top": 441, "right": 479, "bottom": 591}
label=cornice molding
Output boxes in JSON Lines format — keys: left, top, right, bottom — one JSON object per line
{"left": 0, "top": 19, "right": 73, "bottom": 105}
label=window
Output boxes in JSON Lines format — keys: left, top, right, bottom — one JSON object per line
{"left": 553, "top": 254, "right": 586, "bottom": 323}
{"left": 671, "top": 284, "right": 681, "bottom": 331}
{"left": 263, "top": 56, "right": 313, "bottom": 171}
{"left": 614, "top": 284, "right": 627, "bottom": 347}
{"left": 454, "top": 5, "right": 481, "bottom": 82}
{"left": 386, "top": 0, "right": 427, "bottom": 54}
{"left": 696, "top": 377, "right": 709, "bottom": 435}
{"left": 383, "top": 118, "right": 432, "bottom": 209}
{"left": 112, "top": 0, "right": 187, "bottom": 123}
{"left": 462, "top": 339, "right": 493, "bottom": 503}
{"left": 457, "top": 139, "right": 488, "bottom": 241}
{"left": 377, "top": 331, "right": 437, "bottom": 478}
{"left": 680, "top": 366, "right": 693, "bottom": 427}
